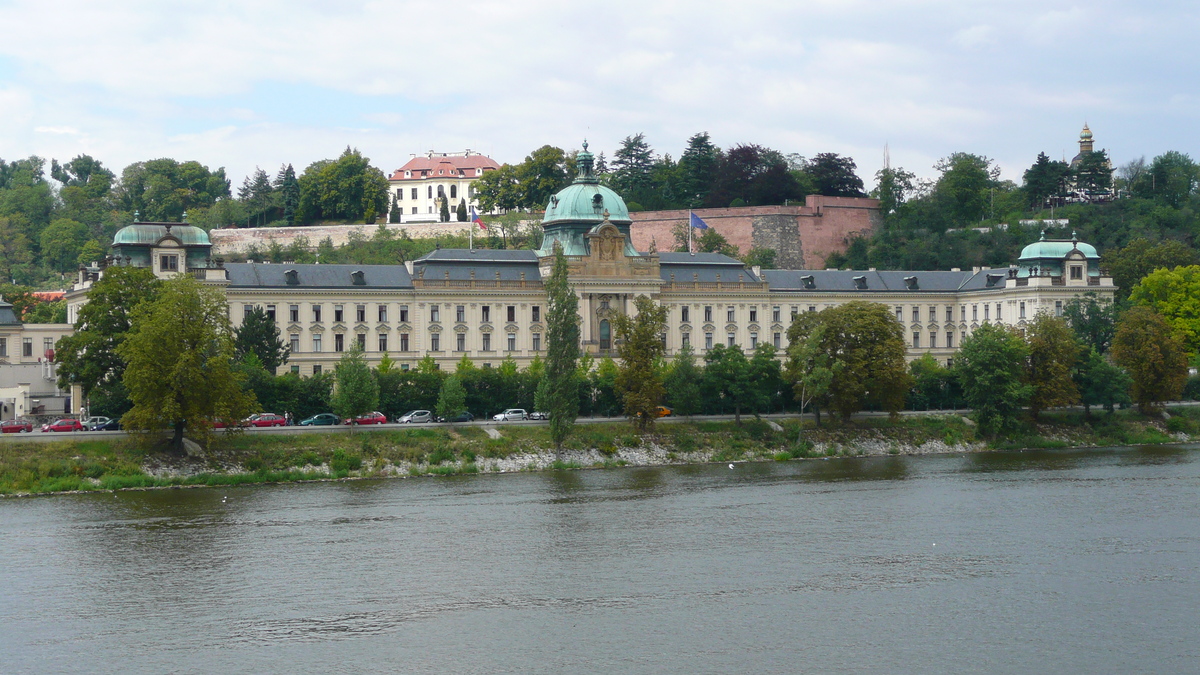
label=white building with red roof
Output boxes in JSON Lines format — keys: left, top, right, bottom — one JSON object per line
{"left": 387, "top": 150, "right": 501, "bottom": 223}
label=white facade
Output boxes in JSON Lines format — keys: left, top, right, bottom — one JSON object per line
{"left": 387, "top": 150, "right": 501, "bottom": 223}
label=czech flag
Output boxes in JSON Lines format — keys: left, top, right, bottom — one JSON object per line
{"left": 689, "top": 212, "right": 709, "bottom": 230}
{"left": 471, "top": 207, "right": 487, "bottom": 230}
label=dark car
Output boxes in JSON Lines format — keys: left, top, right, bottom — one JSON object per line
{"left": 436, "top": 411, "right": 475, "bottom": 423}
{"left": 91, "top": 418, "right": 122, "bottom": 431}
{"left": 1, "top": 418, "right": 33, "bottom": 433}
{"left": 300, "top": 413, "right": 340, "bottom": 426}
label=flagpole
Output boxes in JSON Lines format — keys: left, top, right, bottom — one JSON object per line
{"left": 688, "top": 209, "right": 693, "bottom": 253}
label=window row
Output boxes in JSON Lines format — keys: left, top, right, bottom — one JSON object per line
{"left": 244, "top": 303, "right": 541, "bottom": 325}
{"left": 0, "top": 336, "right": 52, "bottom": 358}
{"left": 287, "top": 331, "right": 542, "bottom": 354}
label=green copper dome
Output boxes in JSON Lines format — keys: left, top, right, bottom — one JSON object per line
{"left": 113, "top": 223, "right": 212, "bottom": 247}
{"left": 1018, "top": 234, "right": 1098, "bottom": 261}
{"left": 537, "top": 142, "right": 638, "bottom": 257}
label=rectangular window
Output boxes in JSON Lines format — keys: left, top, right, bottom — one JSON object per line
{"left": 946, "top": 307, "right": 953, "bottom": 323}
{"left": 895, "top": 307, "right": 903, "bottom": 321}
{"left": 427, "top": 186, "right": 433, "bottom": 199}
{"left": 482, "top": 333, "right": 491, "bottom": 351}
{"left": 266, "top": 305, "right": 276, "bottom": 322}
{"left": 313, "top": 364, "right": 322, "bottom": 375}
{"left": 705, "top": 332, "right": 713, "bottom": 350}
{"left": 378, "top": 305, "right": 387, "bottom": 322}
{"left": 912, "top": 332, "right": 920, "bottom": 348}
{"left": 456, "top": 333, "right": 465, "bottom": 351}
{"left": 482, "top": 306, "right": 491, "bottom": 322}
{"left": 808, "top": 305, "right": 816, "bottom": 313}
{"left": 456, "top": 305, "right": 465, "bottom": 322}
{"left": 772, "top": 306, "right": 781, "bottom": 322}
{"left": 357, "top": 333, "right": 366, "bottom": 350}
{"left": 704, "top": 306, "right": 712, "bottom": 322}
{"left": 290, "top": 334, "right": 300, "bottom": 353}
{"left": 411, "top": 207, "right": 417, "bottom": 214}
{"left": 334, "top": 334, "right": 345, "bottom": 352}
{"left": 984, "top": 305, "right": 990, "bottom": 321}
{"left": 1020, "top": 301, "right": 1026, "bottom": 319}
{"left": 400, "top": 333, "right": 409, "bottom": 351}
{"left": 727, "top": 333, "right": 736, "bottom": 347}
{"left": 727, "top": 306, "right": 735, "bottom": 323}
{"left": 160, "top": 254, "right": 178, "bottom": 271}
{"left": 749, "top": 308, "right": 757, "bottom": 323}
{"left": 681, "top": 332, "right": 690, "bottom": 348}
{"left": 912, "top": 307, "right": 919, "bottom": 323}
{"left": 532, "top": 305, "right": 540, "bottom": 323}
{"left": 378, "top": 334, "right": 388, "bottom": 352}
{"left": 411, "top": 188, "right": 418, "bottom": 199}
{"left": 334, "top": 305, "right": 344, "bottom": 323}
{"left": 929, "top": 306, "right": 936, "bottom": 323}
{"left": 773, "top": 333, "right": 781, "bottom": 349}
{"left": 946, "top": 332, "right": 954, "bottom": 349}
{"left": 290, "top": 305, "right": 299, "bottom": 322}
{"left": 399, "top": 306, "right": 409, "bottom": 323}
{"left": 0, "top": 337, "right": 7, "bottom": 357}
{"left": 313, "top": 334, "right": 322, "bottom": 352}
{"left": 244, "top": 304, "right": 254, "bottom": 318}
{"left": 678, "top": 306, "right": 688, "bottom": 323}
{"left": 431, "top": 333, "right": 440, "bottom": 351}
{"left": 930, "top": 333, "right": 937, "bottom": 349}
{"left": 290, "top": 365, "right": 299, "bottom": 374}
{"left": 356, "top": 305, "right": 365, "bottom": 322}
{"left": 996, "top": 303, "right": 1002, "bottom": 321}
{"left": 750, "top": 332, "right": 758, "bottom": 348}
{"left": 532, "top": 333, "right": 541, "bottom": 351}
{"left": 1055, "top": 300, "right": 1063, "bottom": 316}
{"left": 430, "top": 306, "right": 440, "bottom": 322}
{"left": 507, "top": 305, "right": 516, "bottom": 322}
{"left": 401, "top": 363, "right": 409, "bottom": 371}
{"left": 961, "top": 306, "right": 967, "bottom": 322}
{"left": 23, "top": 338, "right": 32, "bottom": 357}
{"left": 507, "top": 334, "right": 516, "bottom": 351}
{"left": 1070, "top": 266, "right": 1083, "bottom": 280}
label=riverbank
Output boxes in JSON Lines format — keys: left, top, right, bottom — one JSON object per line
{"left": 2, "top": 409, "right": 1197, "bottom": 496}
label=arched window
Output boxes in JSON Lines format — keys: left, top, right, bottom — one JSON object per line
{"left": 450, "top": 184, "right": 458, "bottom": 199}
{"left": 599, "top": 319, "right": 611, "bottom": 350}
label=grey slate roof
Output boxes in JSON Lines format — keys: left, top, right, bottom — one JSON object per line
{"left": 658, "top": 251, "right": 761, "bottom": 283}
{"left": 763, "top": 269, "right": 1010, "bottom": 293}
{"left": 415, "top": 249, "right": 538, "bottom": 262}
{"left": 411, "top": 248, "right": 541, "bottom": 282}
{"left": 225, "top": 263, "right": 413, "bottom": 289}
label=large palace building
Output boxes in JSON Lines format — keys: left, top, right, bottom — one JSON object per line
{"left": 66, "top": 144, "right": 1115, "bottom": 402}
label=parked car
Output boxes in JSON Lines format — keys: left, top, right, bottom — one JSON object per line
{"left": 1, "top": 418, "right": 33, "bottom": 433}
{"left": 436, "top": 411, "right": 475, "bottom": 423}
{"left": 300, "top": 413, "right": 340, "bottom": 426}
{"left": 492, "top": 409, "right": 528, "bottom": 422}
{"left": 247, "top": 413, "right": 287, "bottom": 428}
{"left": 397, "top": 410, "right": 432, "bottom": 424}
{"left": 528, "top": 411, "right": 550, "bottom": 420}
{"left": 345, "top": 411, "right": 387, "bottom": 425}
{"left": 41, "top": 418, "right": 85, "bottom": 433}
{"left": 92, "top": 418, "right": 122, "bottom": 431}
{"left": 81, "top": 416, "right": 111, "bottom": 429}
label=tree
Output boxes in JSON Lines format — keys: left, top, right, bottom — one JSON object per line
{"left": 517, "top": 145, "right": 570, "bottom": 209}
{"left": 664, "top": 344, "right": 702, "bottom": 418}
{"left": 873, "top": 165, "right": 917, "bottom": 215}
{"left": 76, "top": 240, "right": 106, "bottom": 268}
{"left": 390, "top": 193, "right": 402, "bottom": 223}
{"left": 934, "top": 153, "right": 1000, "bottom": 224}
{"left": 611, "top": 133, "right": 656, "bottom": 204}
{"left": 238, "top": 167, "right": 276, "bottom": 227}
{"left": 472, "top": 164, "right": 522, "bottom": 212}
{"left": 542, "top": 244, "right": 580, "bottom": 447}
{"left": 1025, "top": 313, "right": 1080, "bottom": 420}
{"left": 805, "top": 153, "right": 865, "bottom": 197}
{"left": 51, "top": 154, "right": 115, "bottom": 199}
{"left": 114, "top": 158, "right": 232, "bottom": 222}
{"left": 747, "top": 343, "right": 784, "bottom": 414}
{"left": 1111, "top": 306, "right": 1188, "bottom": 414}
{"left": 456, "top": 198, "right": 467, "bottom": 222}
{"left": 332, "top": 343, "right": 380, "bottom": 426}
{"left": 706, "top": 144, "right": 804, "bottom": 207}
{"left": 785, "top": 322, "right": 836, "bottom": 429}
{"left": 1062, "top": 293, "right": 1119, "bottom": 354}
{"left": 295, "top": 147, "right": 390, "bottom": 224}
{"left": 38, "top": 218, "right": 90, "bottom": 272}
{"left": 703, "top": 344, "right": 751, "bottom": 422}
{"left": 234, "top": 306, "right": 290, "bottom": 374}
{"left": 1131, "top": 151, "right": 1199, "bottom": 207}
{"left": 1074, "top": 150, "right": 1113, "bottom": 194}
{"left": 1101, "top": 238, "right": 1198, "bottom": 301}
{"left": 1129, "top": 265, "right": 1200, "bottom": 354}
{"left": 613, "top": 295, "right": 668, "bottom": 430}
{"left": 678, "top": 132, "right": 722, "bottom": 207}
{"left": 954, "top": 322, "right": 1032, "bottom": 435}
{"left": 275, "top": 163, "right": 300, "bottom": 226}
{"left": 118, "top": 276, "right": 256, "bottom": 452}
{"left": 1022, "top": 152, "right": 1071, "bottom": 208}
{"left": 56, "top": 266, "right": 162, "bottom": 399}
{"left": 436, "top": 374, "right": 467, "bottom": 420}
{"left": 786, "top": 301, "right": 910, "bottom": 420}
{"left": 439, "top": 196, "right": 450, "bottom": 223}
{"left": 1073, "top": 347, "right": 1132, "bottom": 416}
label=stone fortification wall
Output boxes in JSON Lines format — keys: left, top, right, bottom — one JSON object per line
{"left": 210, "top": 222, "right": 477, "bottom": 255}
{"left": 628, "top": 195, "right": 880, "bottom": 268}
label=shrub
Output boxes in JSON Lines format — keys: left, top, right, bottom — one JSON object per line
{"left": 330, "top": 449, "right": 362, "bottom": 473}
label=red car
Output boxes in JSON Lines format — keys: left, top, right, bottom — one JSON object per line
{"left": 1, "top": 419, "right": 33, "bottom": 433}
{"left": 41, "top": 418, "right": 85, "bottom": 433}
{"left": 345, "top": 411, "right": 387, "bottom": 425}
{"left": 247, "top": 413, "right": 287, "bottom": 428}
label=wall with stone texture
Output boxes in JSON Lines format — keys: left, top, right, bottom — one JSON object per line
{"left": 628, "top": 195, "right": 880, "bottom": 268}
{"left": 210, "top": 222, "right": 477, "bottom": 256}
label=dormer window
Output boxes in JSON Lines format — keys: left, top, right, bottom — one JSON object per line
{"left": 800, "top": 275, "right": 815, "bottom": 289}
{"left": 1070, "top": 266, "right": 1083, "bottom": 280}
{"left": 160, "top": 254, "right": 178, "bottom": 272}
{"left": 853, "top": 275, "right": 867, "bottom": 290}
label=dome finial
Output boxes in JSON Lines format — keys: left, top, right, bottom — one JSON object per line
{"left": 582, "top": 139, "right": 588, "bottom": 152}
{"left": 574, "top": 141, "right": 597, "bottom": 184}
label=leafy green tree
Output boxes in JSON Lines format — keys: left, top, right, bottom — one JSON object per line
{"left": 389, "top": 193, "right": 402, "bottom": 223}
{"left": 38, "top": 218, "right": 90, "bottom": 272}
{"left": 542, "top": 245, "right": 580, "bottom": 447}
{"left": 954, "top": 322, "right": 1032, "bottom": 435}
{"left": 741, "top": 247, "right": 777, "bottom": 269}
{"left": 703, "top": 344, "right": 751, "bottom": 422}
{"left": 114, "top": 158, "right": 232, "bottom": 222}
{"left": 907, "top": 354, "right": 955, "bottom": 411}
{"left": 786, "top": 301, "right": 910, "bottom": 420}
{"left": 1022, "top": 152, "right": 1071, "bottom": 209}
{"left": 748, "top": 343, "right": 784, "bottom": 413}
{"left": 1111, "top": 307, "right": 1189, "bottom": 414}
{"left": 664, "top": 344, "right": 702, "bottom": 418}
{"left": 873, "top": 165, "right": 917, "bottom": 215}
{"left": 1101, "top": 238, "right": 1198, "bottom": 301}
{"left": 0, "top": 216, "right": 34, "bottom": 282}
{"left": 76, "top": 240, "right": 106, "bottom": 268}
{"left": 805, "top": 153, "right": 865, "bottom": 197}
{"left": 517, "top": 145, "right": 570, "bottom": 209}
{"left": 785, "top": 322, "right": 836, "bottom": 427}
{"left": 51, "top": 154, "right": 115, "bottom": 199}
{"left": 24, "top": 299, "right": 66, "bottom": 324}
{"left": 1131, "top": 151, "right": 1199, "bottom": 207}
{"left": 332, "top": 343, "right": 380, "bottom": 426}
{"left": 934, "top": 152, "right": 1000, "bottom": 224}
{"left": 706, "top": 144, "right": 804, "bottom": 207}
{"left": 1062, "top": 293, "right": 1119, "bottom": 354}
{"left": 436, "top": 374, "right": 467, "bottom": 420}
{"left": 296, "top": 147, "right": 390, "bottom": 224}
{"left": 613, "top": 295, "right": 668, "bottom": 429}
{"left": 56, "top": 266, "right": 162, "bottom": 399}
{"left": 118, "top": 276, "right": 256, "bottom": 452}
{"left": 472, "top": 164, "right": 522, "bottom": 212}
{"left": 235, "top": 306, "right": 290, "bottom": 374}
{"left": 1073, "top": 347, "right": 1132, "bottom": 416}
{"left": 1129, "top": 265, "right": 1200, "bottom": 353}
{"left": 1074, "top": 150, "right": 1113, "bottom": 194}
{"left": 1025, "top": 313, "right": 1080, "bottom": 420}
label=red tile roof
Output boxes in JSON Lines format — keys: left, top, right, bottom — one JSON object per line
{"left": 389, "top": 153, "right": 501, "bottom": 181}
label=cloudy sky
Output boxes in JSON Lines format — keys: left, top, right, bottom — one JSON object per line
{"left": 0, "top": 0, "right": 1196, "bottom": 190}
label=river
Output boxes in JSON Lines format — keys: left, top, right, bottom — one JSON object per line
{"left": 3, "top": 446, "right": 1200, "bottom": 674}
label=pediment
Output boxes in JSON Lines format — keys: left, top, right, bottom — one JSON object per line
{"left": 453, "top": 324, "right": 469, "bottom": 333}
{"left": 504, "top": 323, "right": 520, "bottom": 333}
{"left": 747, "top": 323, "right": 761, "bottom": 332}
{"left": 397, "top": 322, "right": 412, "bottom": 332}
{"left": 680, "top": 323, "right": 693, "bottom": 333}
{"left": 428, "top": 324, "right": 443, "bottom": 333}
{"left": 354, "top": 323, "right": 369, "bottom": 333}
{"left": 309, "top": 323, "right": 325, "bottom": 333}
{"left": 479, "top": 324, "right": 494, "bottom": 334}
{"left": 332, "top": 322, "right": 347, "bottom": 332}
{"left": 376, "top": 322, "right": 390, "bottom": 332}
{"left": 725, "top": 324, "right": 738, "bottom": 333}
{"left": 287, "top": 323, "right": 303, "bottom": 333}
{"left": 702, "top": 323, "right": 715, "bottom": 332}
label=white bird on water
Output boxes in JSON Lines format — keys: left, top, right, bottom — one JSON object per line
{"left": 729, "top": 464, "right": 735, "bottom": 469}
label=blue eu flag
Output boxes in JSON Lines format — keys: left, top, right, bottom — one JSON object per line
{"left": 689, "top": 212, "right": 709, "bottom": 230}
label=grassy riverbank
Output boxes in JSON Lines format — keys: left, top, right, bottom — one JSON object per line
{"left": 2, "top": 408, "right": 1197, "bottom": 496}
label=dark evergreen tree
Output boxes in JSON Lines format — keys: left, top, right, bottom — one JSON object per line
{"left": 275, "top": 163, "right": 300, "bottom": 226}
{"left": 678, "top": 132, "right": 722, "bottom": 207}
{"left": 234, "top": 306, "right": 290, "bottom": 374}
{"left": 542, "top": 244, "right": 580, "bottom": 447}
{"left": 456, "top": 198, "right": 467, "bottom": 222}
{"left": 611, "top": 133, "right": 656, "bottom": 204}
{"left": 389, "top": 193, "right": 401, "bottom": 223}
{"left": 439, "top": 197, "right": 450, "bottom": 223}
{"left": 1022, "top": 152, "right": 1071, "bottom": 209}
{"left": 805, "top": 153, "right": 866, "bottom": 197}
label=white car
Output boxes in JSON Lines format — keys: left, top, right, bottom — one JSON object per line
{"left": 528, "top": 411, "right": 549, "bottom": 420}
{"left": 492, "top": 409, "right": 528, "bottom": 422}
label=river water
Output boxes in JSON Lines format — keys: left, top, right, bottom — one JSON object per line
{"left": 3, "top": 446, "right": 1200, "bottom": 674}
